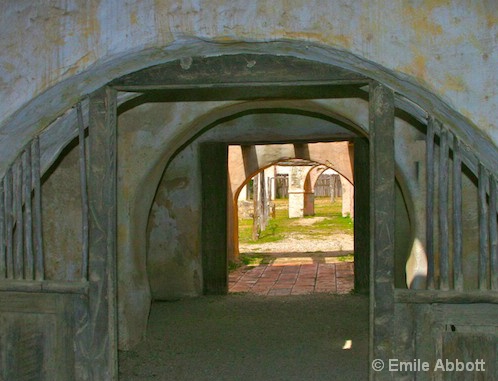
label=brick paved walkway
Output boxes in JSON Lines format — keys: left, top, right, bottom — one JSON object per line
{"left": 229, "top": 256, "right": 354, "bottom": 295}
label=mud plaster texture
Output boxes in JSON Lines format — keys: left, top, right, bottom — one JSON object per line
{"left": 118, "top": 293, "right": 368, "bottom": 381}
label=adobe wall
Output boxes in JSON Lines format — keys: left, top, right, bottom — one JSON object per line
{"left": 2, "top": 1, "right": 496, "bottom": 350}
{"left": 1, "top": 1, "right": 496, "bottom": 174}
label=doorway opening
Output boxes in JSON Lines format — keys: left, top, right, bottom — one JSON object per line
{"left": 229, "top": 143, "right": 356, "bottom": 296}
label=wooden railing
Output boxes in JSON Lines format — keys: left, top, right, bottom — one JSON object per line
{"left": 0, "top": 100, "right": 90, "bottom": 292}
{"left": 425, "top": 116, "right": 498, "bottom": 292}
{"left": 0, "top": 137, "right": 43, "bottom": 281}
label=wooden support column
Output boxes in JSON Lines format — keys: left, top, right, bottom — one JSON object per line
{"left": 201, "top": 143, "right": 228, "bottom": 295}
{"left": 22, "top": 148, "right": 34, "bottom": 280}
{"left": 478, "top": 163, "right": 489, "bottom": 290}
{"left": 4, "top": 169, "right": 13, "bottom": 279}
{"left": 354, "top": 137, "right": 370, "bottom": 293}
{"left": 369, "top": 81, "right": 395, "bottom": 381}
{"left": 439, "top": 129, "right": 450, "bottom": 290}
{"left": 0, "top": 177, "right": 5, "bottom": 279}
{"left": 31, "top": 137, "right": 44, "bottom": 280}
{"left": 425, "top": 118, "right": 435, "bottom": 289}
{"left": 452, "top": 136, "right": 463, "bottom": 291}
{"left": 87, "top": 87, "right": 118, "bottom": 380}
{"left": 491, "top": 176, "right": 498, "bottom": 290}
{"left": 77, "top": 102, "right": 90, "bottom": 281}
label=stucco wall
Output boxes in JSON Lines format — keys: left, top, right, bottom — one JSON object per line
{"left": 1, "top": 0, "right": 497, "bottom": 150}
{"left": 1, "top": 1, "right": 496, "bottom": 350}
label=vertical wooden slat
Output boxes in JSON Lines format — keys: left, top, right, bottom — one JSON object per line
{"left": 32, "top": 137, "right": 44, "bottom": 280}
{"left": 4, "top": 169, "right": 13, "bottom": 279}
{"left": 13, "top": 159, "right": 24, "bottom": 279}
{"left": 490, "top": 176, "right": 498, "bottom": 290}
{"left": 87, "top": 87, "right": 118, "bottom": 380}
{"left": 426, "top": 117, "right": 435, "bottom": 289}
{"left": 478, "top": 163, "right": 489, "bottom": 290}
{"left": 77, "top": 102, "right": 89, "bottom": 281}
{"left": 369, "top": 81, "right": 395, "bottom": 381}
{"left": 438, "top": 128, "right": 450, "bottom": 290}
{"left": 0, "top": 177, "right": 5, "bottom": 279}
{"left": 452, "top": 136, "right": 463, "bottom": 291}
{"left": 23, "top": 148, "right": 34, "bottom": 280}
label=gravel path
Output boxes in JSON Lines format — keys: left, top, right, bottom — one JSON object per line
{"left": 239, "top": 233, "right": 354, "bottom": 254}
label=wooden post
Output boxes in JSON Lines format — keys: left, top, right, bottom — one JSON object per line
{"left": 201, "top": 142, "right": 228, "bottom": 295}
{"left": 369, "top": 81, "right": 395, "bottom": 381}
{"left": 0, "top": 177, "right": 5, "bottom": 279}
{"left": 22, "top": 148, "right": 34, "bottom": 280}
{"left": 439, "top": 129, "right": 450, "bottom": 290}
{"left": 260, "top": 171, "right": 267, "bottom": 231}
{"left": 490, "top": 176, "right": 498, "bottom": 290}
{"left": 452, "top": 136, "right": 463, "bottom": 291}
{"left": 4, "top": 169, "right": 13, "bottom": 279}
{"left": 13, "top": 159, "right": 24, "bottom": 279}
{"left": 478, "top": 163, "right": 489, "bottom": 290}
{"left": 425, "top": 118, "right": 435, "bottom": 289}
{"left": 354, "top": 137, "right": 370, "bottom": 293}
{"left": 87, "top": 87, "right": 118, "bottom": 380}
{"left": 32, "top": 137, "right": 44, "bottom": 280}
{"left": 77, "top": 102, "right": 89, "bottom": 281}
{"left": 252, "top": 175, "right": 259, "bottom": 241}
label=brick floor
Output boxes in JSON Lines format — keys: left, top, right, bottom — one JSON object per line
{"left": 229, "top": 255, "right": 354, "bottom": 295}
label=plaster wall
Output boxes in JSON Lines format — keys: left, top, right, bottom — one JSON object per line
{"left": 0, "top": 0, "right": 495, "bottom": 358}
{"left": 1, "top": 0, "right": 497, "bottom": 165}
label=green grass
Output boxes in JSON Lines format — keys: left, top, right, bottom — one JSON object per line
{"left": 238, "top": 197, "right": 353, "bottom": 245}
{"left": 337, "top": 253, "right": 354, "bottom": 262}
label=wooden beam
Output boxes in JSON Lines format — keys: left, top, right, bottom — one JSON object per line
{"left": 111, "top": 54, "right": 368, "bottom": 91}
{"left": 439, "top": 128, "right": 450, "bottom": 290}
{"left": 0, "top": 279, "right": 89, "bottom": 294}
{"left": 426, "top": 118, "right": 435, "bottom": 289}
{"left": 201, "top": 142, "right": 228, "bottom": 295}
{"left": 395, "top": 289, "right": 498, "bottom": 304}
{"left": 354, "top": 137, "right": 370, "bottom": 293}
{"left": 369, "top": 81, "right": 395, "bottom": 381}
{"left": 87, "top": 87, "right": 118, "bottom": 380}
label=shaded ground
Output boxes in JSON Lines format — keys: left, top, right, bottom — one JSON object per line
{"left": 119, "top": 294, "right": 369, "bottom": 381}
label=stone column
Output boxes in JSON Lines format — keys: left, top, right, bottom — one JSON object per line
{"left": 340, "top": 175, "right": 354, "bottom": 219}
{"left": 288, "top": 166, "right": 314, "bottom": 218}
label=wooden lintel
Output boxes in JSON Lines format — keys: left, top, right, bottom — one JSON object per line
{"left": 111, "top": 54, "right": 367, "bottom": 90}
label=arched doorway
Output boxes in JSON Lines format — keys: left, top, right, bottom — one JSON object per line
{"left": 1, "top": 42, "right": 497, "bottom": 380}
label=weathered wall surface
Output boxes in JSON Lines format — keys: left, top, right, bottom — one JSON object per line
{"left": 41, "top": 141, "right": 83, "bottom": 281}
{"left": 1, "top": 0, "right": 497, "bottom": 149}
{"left": 2, "top": 1, "right": 495, "bottom": 351}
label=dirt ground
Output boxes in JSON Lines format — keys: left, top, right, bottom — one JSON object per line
{"left": 118, "top": 293, "right": 369, "bottom": 381}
